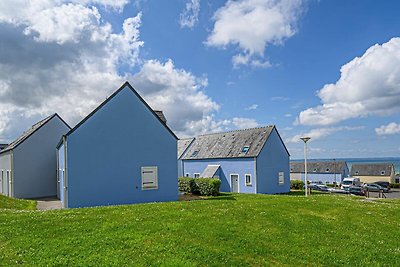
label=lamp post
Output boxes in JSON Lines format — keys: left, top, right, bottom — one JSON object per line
{"left": 300, "top": 137, "right": 311, "bottom": 197}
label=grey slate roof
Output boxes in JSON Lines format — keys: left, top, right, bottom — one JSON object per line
{"left": 154, "top": 110, "right": 167, "bottom": 124}
{"left": 0, "top": 114, "right": 64, "bottom": 154}
{"left": 178, "top": 138, "right": 195, "bottom": 159}
{"left": 290, "top": 161, "right": 348, "bottom": 174}
{"left": 350, "top": 163, "right": 394, "bottom": 176}
{"left": 200, "top": 165, "right": 220, "bottom": 178}
{"left": 181, "top": 126, "right": 280, "bottom": 160}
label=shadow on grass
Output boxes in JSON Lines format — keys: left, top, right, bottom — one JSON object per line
{"left": 281, "top": 190, "right": 328, "bottom": 196}
{"left": 205, "top": 193, "right": 237, "bottom": 201}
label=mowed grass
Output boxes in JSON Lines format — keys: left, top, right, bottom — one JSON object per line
{"left": 0, "top": 194, "right": 36, "bottom": 210}
{"left": 0, "top": 193, "right": 399, "bottom": 266}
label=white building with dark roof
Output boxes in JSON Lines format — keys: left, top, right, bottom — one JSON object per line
{"left": 178, "top": 126, "right": 290, "bottom": 194}
{"left": 350, "top": 163, "right": 396, "bottom": 183}
{"left": 290, "top": 161, "right": 349, "bottom": 184}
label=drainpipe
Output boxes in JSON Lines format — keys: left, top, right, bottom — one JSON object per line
{"left": 63, "top": 136, "right": 67, "bottom": 208}
{"left": 254, "top": 157, "right": 258, "bottom": 194}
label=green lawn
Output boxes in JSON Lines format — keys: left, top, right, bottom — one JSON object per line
{"left": 0, "top": 194, "right": 36, "bottom": 210}
{"left": 0, "top": 193, "right": 399, "bottom": 266}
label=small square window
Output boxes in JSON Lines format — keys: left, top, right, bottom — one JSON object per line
{"left": 326, "top": 168, "right": 330, "bottom": 172}
{"left": 278, "top": 172, "right": 285, "bottom": 185}
{"left": 185, "top": 173, "right": 190, "bottom": 177}
{"left": 242, "top": 146, "right": 249, "bottom": 153}
{"left": 381, "top": 171, "right": 385, "bottom": 175}
{"left": 245, "top": 174, "right": 252, "bottom": 186}
{"left": 313, "top": 168, "right": 317, "bottom": 172}
{"left": 141, "top": 166, "right": 158, "bottom": 190}
{"left": 194, "top": 173, "right": 200, "bottom": 178}
{"left": 355, "top": 171, "right": 359, "bottom": 175}
{"left": 191, "top": 150, "right": 199, "bottom": 157}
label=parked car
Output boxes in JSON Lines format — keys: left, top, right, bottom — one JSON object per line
{"left": 341, "top": 177, "right": 361, "bottom": 190}
{"left": 362, "top": 183, "right": 389, "bottom": 193}
{"left": 375, "top": 181, "right": 390, "bottom": 190}
{"left": 314, "top": 185, "right": 330, "bottom": 192}
{"left": 348, "top": 186, "right": 365, "bottom": 196}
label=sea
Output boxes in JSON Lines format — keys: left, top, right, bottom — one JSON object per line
{"left": 291, "top": 157, "right": 400, "bottom": 174}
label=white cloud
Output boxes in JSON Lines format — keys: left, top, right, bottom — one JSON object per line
{"left": 375, "top": 122, "right": 400, "bottom": 135}
{"left": 179, "top": 0, "right": 200, "bottom": 29}
{"left": 232, "top": 117, "right": 259, "bottom": 129}
{"left": 287, "top": 126, "right": 364, "bottom": 143}
{"left": 206, "top": 0, "right": 304, "bottom": 67}
{"left": 245, "top": 104, "right": 258, "bottom": 110}
{"left": 298, "top": 38, "right": 400, "bottom": 126}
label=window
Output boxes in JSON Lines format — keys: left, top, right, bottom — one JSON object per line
{"left": 395, "top": 177, "right": 400, "bottom": 183}
{"left": 194, "top": 173, "right": 200, "bottom": 178}
{"left": 278, "top": 172, "right": 285, "bottom": 185}
{"left": 313, "top": 168, "right": 317, "bottom": 172}
{"left": 191, "top": 150, "right": 199, "bottom": 157}
{"left": 381, "top": 171, "right": 385, "bottom": 175}
{"left": 245, "top": 174, "right": 252, "bottom": 186}
{"left": 185, "top": 173, "right": 190, "bottom": 177}
{"left": 141, "top": 166, "right": 158, "bottom": 190}
{"left": 241, "top": 146, "right": 249, "bottom": 153}
{"left": 326, "top": 168, "right": 330, "bottom": 172}
{"left": 355, "top": 171, "right": 359, "bottom": 175}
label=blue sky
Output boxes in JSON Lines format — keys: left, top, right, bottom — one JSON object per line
{"left": 0, "top": 0, "right": 399, "bottom": 159}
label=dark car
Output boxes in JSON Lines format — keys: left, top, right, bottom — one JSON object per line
{"left": 375, "top": 181, "right": 390, "bottom": 190}
{"left": 362, "top": 183, "right": 389, "bottom": 193}
{"left": 349, "top": 186, "right": 365, "bottom": 196}
{"left": 314, "top": 185, "right": 330, "bottom": 192}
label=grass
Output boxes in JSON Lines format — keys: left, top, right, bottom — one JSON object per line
{"left": 0, "top": 194, "right": 36, "bottom": 210}
{"left": 0, "top": 193, "right": 399, "bottom": 266}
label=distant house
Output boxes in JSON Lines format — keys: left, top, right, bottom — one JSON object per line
{"left": 57, "top": 82, "right": 178, "bottom": 208}
{"left": 350, "top": 163, "right": 396, "bottom": 183}
{"left": 290, "top": 161, "right": 349, "bottom": 184}
{"left": 0, "top": 114, "right": 70, "bottom": 198}
{"left": 178, "top": 126, "right": 290, "bottom": 194}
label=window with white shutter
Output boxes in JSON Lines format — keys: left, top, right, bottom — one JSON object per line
{"left": 141, "top": 166, "right": 158, "bottom": 190}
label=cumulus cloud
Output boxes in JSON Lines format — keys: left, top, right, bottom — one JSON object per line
{"left": 179, "top": 0, "right": 200, "bottom": 29}
{"left": 245, "top": 104, "right": 258, "bottom": 110}
{"left": 375, "top": 122, "right": 400, "bottom": 135}
{"left": 298, "top": 38, "right": 400, "bottom": 126}
{"left": 206, "top": 0, "right": 304, "bottom": 67}
{"left": 287, "top": 126, "right": 364, "bottom": 143}
{"left": 232, "top": 117, "right": 259, "bottom": 129}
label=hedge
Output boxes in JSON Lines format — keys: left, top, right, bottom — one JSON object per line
{"left": 178, "top": 177, "right": 221, "bottom": 196}
{"left": 290, "top": 180, "right": 304, "bottom": 190}
{"left": 390, "top": 183, "right": 400, "bottom": 188}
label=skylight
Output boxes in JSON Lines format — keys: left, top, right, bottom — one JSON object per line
{"left": 191, "top": 150, "right": 199, "bottom": 157}
{"left": 242, "top": 146, "right": 249, "bottom": 153}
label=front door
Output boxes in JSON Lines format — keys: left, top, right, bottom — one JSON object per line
{"left": 231, "top": 174, "right": 239, "bottom": 193}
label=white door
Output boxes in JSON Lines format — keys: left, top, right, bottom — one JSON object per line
{"left": 230, "top": 174, "right": 239, "bottom": 193}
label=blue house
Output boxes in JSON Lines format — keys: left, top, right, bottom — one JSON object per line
{"left": 178, "top": 126, "right": 290, "bottom": 194}
{"left": 290, "top": 161, "right": 349, "bottom": 184}
{"left": 57, "top": 82, "right": 178, "bottom": 208}
{"left": 0, "top": 114, "right": 70, "bottom": 198}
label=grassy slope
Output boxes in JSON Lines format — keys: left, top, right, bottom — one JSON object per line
{"left": 0, "top": 194, "right": 36, "bottom": 210}
{"left": 0, "top": 193, "right": 399, "bottom": 266}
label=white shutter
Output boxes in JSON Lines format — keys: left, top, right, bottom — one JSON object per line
{"left": 141, "top": 166, "right": 158, "bottom": 190}
{"left": 279, "top": 172, "right": 285, "bottom": 185}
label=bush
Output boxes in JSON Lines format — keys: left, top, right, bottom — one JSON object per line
{"left": 178, "top": 177, "right": 221, "bottom": 196}
{"left": 290, "top": 180, "right": 304, "bottom": 190}
{"left": 390, "top": 183, "right": 400, "bottom": 188}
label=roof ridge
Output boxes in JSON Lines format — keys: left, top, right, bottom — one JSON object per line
{"left": 196, "top": 125, "right": 274, "bottom": 137}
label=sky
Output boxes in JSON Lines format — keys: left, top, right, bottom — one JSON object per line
{"left": 0, "top": 0, "right": 400, "bottom": 159}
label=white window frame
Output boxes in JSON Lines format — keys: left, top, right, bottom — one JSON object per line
{"left": 141, "top": 166, "right": 158, "bottom": 190}
{"left": 185, "top": 173, "right": 190, "bottom": 177}
{"left": 245, "top": 174, "right": 252, "bottom": 186}
{"left": 278, "top": 172, "right": 285, "bottom": 185}
{"left": 194, "top": 173, "right": 200, "bottom": 178}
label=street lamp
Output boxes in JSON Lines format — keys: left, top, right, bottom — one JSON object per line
{"left": 300, "top": 137, "right": 311, "bottom": 197}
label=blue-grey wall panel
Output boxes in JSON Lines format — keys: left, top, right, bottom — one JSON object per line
{"left": 256, "top": 128, "right": 290, "bottom": 194}
{"left": 65, "top": 86, "right": 178, "bottom": 208}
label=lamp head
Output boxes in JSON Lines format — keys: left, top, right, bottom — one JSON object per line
{"left": 300, "top": 137, "right": 311, "bottom": 143}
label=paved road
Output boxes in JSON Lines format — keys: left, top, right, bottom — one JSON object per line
{"left": 367, "top": 189, "right": 400, "bottom": 199}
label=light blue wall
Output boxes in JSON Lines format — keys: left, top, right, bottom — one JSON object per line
{"left": 62, "top": 86, "right": 178, "bottom": 208}
{"left": 293, "top": 173, "right": 346, "bottom": 184}
{"left": 256, "top": 128, "right": 290, "bottom": 194}
{"left": 182, "top": 158, "right": 256, "bottom": 193}
{"left": 11, "top": 116, "right": 69, "bottom": 199}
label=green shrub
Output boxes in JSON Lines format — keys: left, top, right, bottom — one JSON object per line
{"left": 390, "top": 183, "right": 400, "bottom": 188}
{"left": 178, "top": 177, "right": 195, "bottom": 193}
{"left": 290, "top": 180, "right": 304, "bottom": 190}
{"left": 178, "top": 177, "right": 221, "bottom": 196}
{"left": 194, "top": 178, "right": 221, "bottom": 196}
